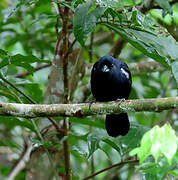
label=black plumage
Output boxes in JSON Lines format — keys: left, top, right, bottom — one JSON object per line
{"left": 90, "top": 56, "right": 132, "bottom": 137}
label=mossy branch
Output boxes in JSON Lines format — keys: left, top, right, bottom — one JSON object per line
{"left": 0, "top": 97, "right": 177, "bottom": 118}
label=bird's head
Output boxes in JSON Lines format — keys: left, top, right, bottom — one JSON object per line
{"left": 98, "top": 56, "right": 114, "bottom": 73}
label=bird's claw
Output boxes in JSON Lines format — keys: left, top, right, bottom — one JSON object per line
{"left": 115, "top": 98, "right": 125, "bottom": 104}
{"left": 87, "top": 100, "right": 96, "bottom": 109}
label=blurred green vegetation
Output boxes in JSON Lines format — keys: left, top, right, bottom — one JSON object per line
{"left": 0, "top": 0, "right": 177, "bottom": 180}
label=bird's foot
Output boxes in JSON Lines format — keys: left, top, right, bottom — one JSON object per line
{"left": 87, "top": 99, "right": 97, "bottom": 104}
{"left": 87, "top": 99, "right": 96, "bottom": 109}
{"left": 115, "top": 98, "right": 125, "bottom": 104}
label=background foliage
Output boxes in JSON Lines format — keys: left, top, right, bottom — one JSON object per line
{"left": 0, "top": 0, "right": 177, "bottom": 180}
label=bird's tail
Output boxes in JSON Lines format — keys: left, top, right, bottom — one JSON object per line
{"left": 105, "top": 113, "right": 130, "bottom": 137}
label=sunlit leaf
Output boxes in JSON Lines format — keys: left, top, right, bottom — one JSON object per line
{"left": 130, "top": 124, "right": 178, "bottom": 164}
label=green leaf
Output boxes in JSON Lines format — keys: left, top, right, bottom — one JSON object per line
{"left": 0, "top": 139, "right": 20, "bottom": 149}
{"left": 87, "top": 129, "right": 107, "bottom": 158}
{"left": 102, "top": 138, "right": 121, "bottom": 154}
{"left": 139, "top": 154, "right": 178, "bottom": 179}
{"left": 87, "top": 133, "right": 100, "bottom": 158}
{"left": 0, "top": 49, "right": 8, "bottom": 59}
{"left": 169, "top": 169, "right": 178, "bottom": 177}
{"left": 0, "top": 49, "right": 9, "bottom": 67}
{"left": 0, "top": 82, "right": 21, "bottom": 102}
{"left": 0, "top": 116, "right": 35, "bottom": 131}
{"left": 105, "top": 7, "right": 123, "bottom": 22}
{"left": 10, "top": 54, "right": 50, "bottom": 74}
{"left": 103, "top": 23, "right": 169, "bottom": 66}
{"left": 155, "top": 0, "right": 172, "bottom": 17}
{"left": 0, "top": 49, "right": 50, "bottom": 75}
{"left": 24, "top": 83, "right": 43, "bottom": 103}
{"left": 130, "top": 124, "right": 178, "bottom": 164}
{"left": 159, "top": 125, "right": 178, "bottom": 164}
{"left": 142, "top": 172, "right": 161, "bottom": 180}
{"left": 171, "top": 60, "right": 178, "bottom": 83}
{"left": 72, "top": 145, "right": 88, "bottom": 158}
{"left": 73, "top": 1, "right": 106, "bottom": 46}
{"left": 69, "top": 117, "right": 105, "bottom": 129}
{"left": 96, "top": 0, "right": 121, "bottom": 9}
{"left": 129, "top": 147, "right": 139, "bottom": 156}
{"left": 120, "top": 123, "right": 149, "bottom": 154}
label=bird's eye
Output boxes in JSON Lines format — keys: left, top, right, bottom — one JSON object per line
{"left": 108, "top": 63, "right": 113, "bottom": 69}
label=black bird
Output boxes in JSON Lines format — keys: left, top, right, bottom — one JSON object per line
{"left": 90, "top": 56, "right": 132, "bottom": 137}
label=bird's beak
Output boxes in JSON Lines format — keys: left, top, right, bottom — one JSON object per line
{"left": 102, "top": 65, "right": 110, "bottom": 72}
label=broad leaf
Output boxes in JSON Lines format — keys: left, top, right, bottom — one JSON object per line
{"left": 0, "top": 49, "right": 50, "bottom": 75}
{"left": 73, "top": 1, "right": 106, "bottom": 46}
{"left": 103, "top": 23, "right": 169, "bottom": 66}
{"left": 102, "top": 138, "right": 121, "bottom": 154}
{"left": 119, "top": 123, "right": 149, "bottom": 154}
{"left": 139, "top": 153, "right": 178, "bottom": 179}
{"left": 0, "top": 139, "right": 20, "bottom": 149}
{"left": 87, "top": 129, "right": 106, "bottom": 158}
{"left": 171, "top": 60, "right": 178, "bottom": 83}
{"left": 69, "top": 117, "right": 105, "bottom": 129}
{"left": 96, "top": 0, "right": 121, "bottom": 9}
{"left": 130, "top": 124, "right": 178, "bottom": 164}
{"left": 0, "top": 116, "right": 35, "bottom": 131}
{"left": 155, "top": 0, "right": 172, "bottom": 17}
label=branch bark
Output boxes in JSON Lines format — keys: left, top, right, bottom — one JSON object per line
{"left": 82, "top": 160, "right": 138, "bottom": 180}
{"left": 0, "top": 97, "right": 177, "bottom": 118}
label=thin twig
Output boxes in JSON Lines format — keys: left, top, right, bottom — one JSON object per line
{"left": 0, "top": 73, "right": 36, "bottom": 103}
{"left": 57, "top": 3, "right": 64, "bottom": 20}
{"left": 82, "top": 160, "right": 139, "bottom": 180}
{"left": 15, "top": 39, "right": 76, "bottom": 79}
{"left": 85, "top": 61, "right": 165, "bottom": 76}
{"left": 14, "top": 60, "right": 165, "bottom": 79}
{"left": 89, "top": 32, "right": 94, "bottom": 63}
{"left": 7, "top": 140, "right": 32, "bottom": 180}
{"left": 110, "top": 37, "right": 126, "bottom": 58}
{"left": 15, "top": 64, "right": 51, "bottom": 78}
{"left": 55, "top": 31, "right": 63, "bottom": 55}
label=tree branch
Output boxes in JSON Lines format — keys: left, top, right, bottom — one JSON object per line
{"left": 85, "top": 61, "right": 165, "bottom": 76}
{"left": 0, "top": 97, "right": 177, "bottom": 118}
{"left": 82, "top": 160, "right": 138, "bottom": 180}
{"left": 60, "top": 1, "right": 71, "bottom": 179}
{"left": 129, "top": 61, "right": 165, "bottom": 75}
{"left": 15, "top": 61, "right": 165, "bottom": 79}
{"left": 110, "top": 37, "right": 126, "bottom": 58}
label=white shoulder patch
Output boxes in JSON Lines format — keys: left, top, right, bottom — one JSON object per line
{"left": 121, "top": 68, "right": 129, "bottom": 79}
